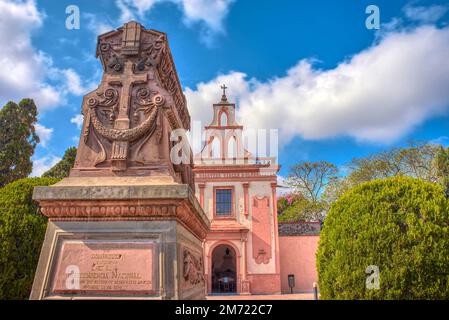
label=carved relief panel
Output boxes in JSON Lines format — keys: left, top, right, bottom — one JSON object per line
{"left": 70, "top": 22, "right": 194, "bottom": 189}
{"left": 251, "top": 196, "right": 273, "bottom": 264}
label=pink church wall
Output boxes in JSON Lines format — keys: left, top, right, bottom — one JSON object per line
{"left": 247, "top": 274, "right": 281, "bottom": 294}
{"left": 279, "top": 236, "right": 319, "bottom": 293}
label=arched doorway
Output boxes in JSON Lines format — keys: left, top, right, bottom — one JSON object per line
{"left": 211, "top": 245, "right": 237, "bottom": 294}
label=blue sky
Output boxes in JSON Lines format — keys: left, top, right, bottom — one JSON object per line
{"left": 1, "top": 0, "right": 449, "bottom": 178}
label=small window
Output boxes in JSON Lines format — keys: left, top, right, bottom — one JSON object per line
{"left": 215, "top": 189, "right": 233, "bottom": 216}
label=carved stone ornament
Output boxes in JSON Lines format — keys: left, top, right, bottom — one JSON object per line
{"left": 71, "top": 21, "right": 194, "bottom": 187}
{"left": 183, "top": 248, "right": 205, "bottom": 286}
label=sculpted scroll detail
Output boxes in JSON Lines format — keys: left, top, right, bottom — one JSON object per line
{"left": 83, "top": 88, "right": 120, "bottom": 165}
{"left": 88, "top": 91, "right": 164, "bottom": 142}
{"left": 183, "top": 248, "right": 205, "bottom": 287}
{"left": 72, "top": 22, "right": 194, "bottom": 176}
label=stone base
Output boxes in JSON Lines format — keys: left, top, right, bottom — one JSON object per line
{"left": 30, "top": 179, "right": 210, "bottom": 300}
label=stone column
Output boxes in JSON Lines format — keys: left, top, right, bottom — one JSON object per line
{"left": 271, "top": 182, "right": 281, "bottom": 275}
{"left": 243, "top": 182, "right": 249, "bottom": 217}
{"left": 240, "top": 232, "right": 251, "bottom": 295}
{"left": 199, "top": 183, "right": 205, "bottom": 208}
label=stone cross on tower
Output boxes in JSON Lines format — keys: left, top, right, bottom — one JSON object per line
{"left": 221, "top": 84, "right": 228, "bottom": 102}
{"left": 107, "top": 60, "right": 148, "bottom": 171}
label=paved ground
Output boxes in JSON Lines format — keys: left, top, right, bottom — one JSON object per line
{"left": 207, "top": 293, "right": 316, "bottom": 300}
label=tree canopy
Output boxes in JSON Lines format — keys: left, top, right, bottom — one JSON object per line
{"left": 317, "top": 177, "right": 449, "bottom": 299}
{"left": 285, "top": 161, "right": 338, "bottom": 202}
{"left": 0, "top": 99, "right": 39, "bottom": 187}
{"left": 0, "top": 177, "right": 59, "bottom": 299}
{"left": 42, "top": 147, "right": 77, "bottom": 179}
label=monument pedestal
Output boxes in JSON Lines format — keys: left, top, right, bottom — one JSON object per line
{"left": 30, "top": 21, "right": 208, "bottom": 300}
{"left": 30, "top": 177, "right": 209, "bottom": 300}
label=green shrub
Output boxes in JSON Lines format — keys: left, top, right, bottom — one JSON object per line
{"left": 0, "top": 177, "right": 59, "bottom": 299}
{"left": 278, "top": 198, "right": 326, "bottom": 222}
{"left": 317, "top": 176, "right": 449, "bottom": 299}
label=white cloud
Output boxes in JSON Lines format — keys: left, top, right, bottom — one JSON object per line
{"left": 185, "top": 25, "right": 449, "bottom": 145}
{"left": 0, "top": 0, "right": 62, "bottom": 110}
{"left": 276, "top": 175, "right": 293, "bottom": 196}
{"left": 30, "top": 155, "right": 61, "bottom": 177}
{"left": 35, "top": 123, "right": 53, "bottom": 148}
{"left": 404, "top": 3, "right": 448, "bottom": 24}
{"left": 70, "top": 114, "right": 84, "bottom": 129}
{"left": 115, "top": 0, "right": 234, "bottom": 45}
{"left": 430, "top": 136, "right": 449, "bottom": 146}
{"left": 0, "top": 0, "right": 91, "bottom": 111}
{"left": 84, "top": 12, "right": 115, "bottom": 36}
{"left": 61, "top": 69, "right": 92, "bottom": 96}
{"left": 184, "top": 71, "right": 251, "bottom": 126}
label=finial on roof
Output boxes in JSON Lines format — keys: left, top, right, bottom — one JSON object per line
{"left": 220, "top": 84, "right": 228, "bottom": 102}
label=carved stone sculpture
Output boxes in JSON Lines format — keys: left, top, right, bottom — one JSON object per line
{"left": 71, "top": 21, "right": 193, "bottom": 190}
{"left": 30, "top": 22, "right": 208, "bottom": 300}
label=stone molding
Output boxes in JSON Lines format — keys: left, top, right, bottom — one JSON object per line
{"left": 33, "top": 184, "right": 210, "bottom": 240}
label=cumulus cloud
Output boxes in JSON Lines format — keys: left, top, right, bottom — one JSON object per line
{"left": 0, "top": 0, "right": 61, "bottom": 110}
{"left": 70, "top": 114, "right": 84, "bottom": 129}
{"left": 30, "top": 155, "right": 61, "bottom": 177}
{"left": 61, "top": 69, "right": 94, "bottom": 96}
{"left": 0, "top": 0, "right": 91, "bottom": 111}
{"left": 35, "top": 123, "right": 53, "bottom": 148}
{"left": 185, "top": 25, "right": 449, "bottom": 145}
{"left": 84, "top": 12, "right": 115, "bottom": 36}
{"left": 115, "top": 0, "right": 234, "bottom": 45}
{"left": 276, "top": 175, "right": 293, "bottom": 196}
{"left": 404, "top": 3, "right": 448, "bottom": 24}
{"left": 184, "top": 72, "right": 252, "bottom": 126}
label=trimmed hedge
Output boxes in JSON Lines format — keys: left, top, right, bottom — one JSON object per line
{"left": 317, "top": 176, "right": 449, "bottom": 299}
{"left": 0, "top": 177, "right": 59, "bottom": 299}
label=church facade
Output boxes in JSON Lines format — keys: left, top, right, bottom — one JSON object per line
{"left": 193, "top": 88, "right": 282, "bottom": 295}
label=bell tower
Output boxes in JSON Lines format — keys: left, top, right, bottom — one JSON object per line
{"left": 198, "top": 85, "right": 249, "bottom": 163}
{"left": 193, "top": 86, "right": 281, "bottom": 296}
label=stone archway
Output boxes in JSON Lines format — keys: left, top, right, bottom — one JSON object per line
{"left": 210, "top": 244, "right": 238, "bottom": 294}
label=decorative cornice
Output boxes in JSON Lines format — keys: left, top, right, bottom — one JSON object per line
{"left": 38, "top": 199, "right": 209, "bottom": 240}
{"left": 33, "top": 183, "right": 210, "bottom": 240}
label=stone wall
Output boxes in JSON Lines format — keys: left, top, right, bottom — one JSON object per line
{"left": 278, "top": 221, "right": 321, "bottom": 236}
{"left": 279, "top": 235, "right": 319, "bottom": 294}
{"left": 278, "top": 222, "right": 320, "bottom": 294}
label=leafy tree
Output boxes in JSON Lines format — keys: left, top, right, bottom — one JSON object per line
{"left": 323, "top": 142, "right": 442, "bottom": 203}
{"left": 42, "top": 147, "right": 77, "bottom": 179}
{"left": 0, "top": 177, "right": 59, "bottom": 299}
{"left": 346, "top": 142, "right": 439, "bottom": 186}
{"left": 435, "top": 146, "right": 449, "bottom": 197}
{"left": 321, "top": 176, "right": 353, "bottom": 205}
{"left": 0, "top": 99, "right": 39, "bottom": 187}
{"left": 278, "top": 197, "right": 327, "bottom": 222}
{"left": 286, "top": 161, "right": 338, "bottom": 203}
{"left": 317, "top": 177, "right": 449, "bottom": 299}
{"left": 277, "top": 193, "right": 305, "bottom": 215}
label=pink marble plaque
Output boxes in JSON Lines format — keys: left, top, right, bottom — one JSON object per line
{"left": 51, "top": 240, "right": 154, "bottom": 295}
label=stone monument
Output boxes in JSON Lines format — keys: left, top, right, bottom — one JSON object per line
{"left": 30, "top": 21, "right": 210, "bottom": 300}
